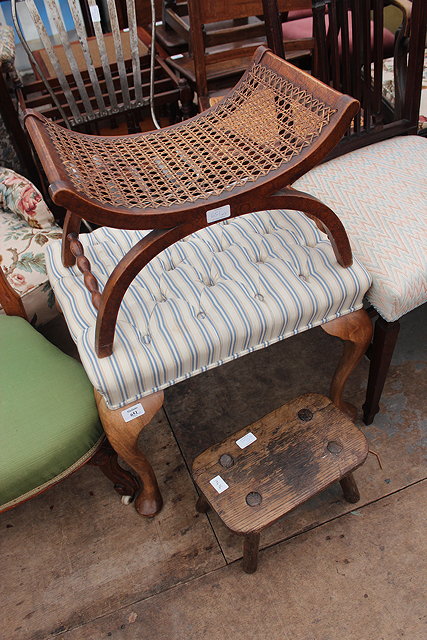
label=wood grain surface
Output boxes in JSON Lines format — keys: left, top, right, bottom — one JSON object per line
{"left": 193, "top": 393, "right": 368, "bottom": 534}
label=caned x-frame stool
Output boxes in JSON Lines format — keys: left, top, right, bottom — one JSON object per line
{"left": 27, "top": 47, "right": 372, "bottom": 516}
{"left": 193, "top": 394, "right": 368, "bottom": 573}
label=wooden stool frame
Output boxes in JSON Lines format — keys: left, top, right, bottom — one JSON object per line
{"left": 26, "top": 47, "right": 374, "bottom": 517}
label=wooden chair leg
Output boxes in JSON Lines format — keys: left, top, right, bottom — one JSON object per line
{"left": 363, "top": 316, "right": 400, "bottom": 426}
{"left": 90, "top": 438, "right": 140, "bottom": 503}
{"left": 243, "top": 532, "right": 260, "bottom": 574}
{"left": 321, "top": 309, "right": 373, "bottom": 420}
{"left": 339, "top": 472, "right": 360, "bottom": 503}
{"left": 94, "top": 390, "right": 164, "bottom": 517}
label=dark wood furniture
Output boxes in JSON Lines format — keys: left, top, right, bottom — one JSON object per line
{"left": 0, "top": 266, "right": 140, "bottom": 512}
{"left": 163, "top": 0, "right": 314, "bottom": 109}
{"left": 11, "top": 0, "right": 193, "bottom": 132}
{"left": 193, "top": 393, "right": 368, "bottom": 573}
{"left": 263, "top": 0, "right": 427, "bottom": 425}
{"left": 264, "top": 0, "right": 420, "bottom": 148}
{"left": 25, "top": 47, "right": 374, "bottom": 516}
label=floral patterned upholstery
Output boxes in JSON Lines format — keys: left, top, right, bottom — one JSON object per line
{"left": 0, "top": 168, "right": 62, "bottom": 324}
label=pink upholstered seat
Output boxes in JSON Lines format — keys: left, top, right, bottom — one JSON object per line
{"left": 283, "top": 14, "right": 395, "bottom": 58}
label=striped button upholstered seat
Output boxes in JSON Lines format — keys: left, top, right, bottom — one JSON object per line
{"left": 296, "top": 136, "right": 427, "bottom": 323}
{"left": 46, "top": 210, "right": 371, "bottom": 410}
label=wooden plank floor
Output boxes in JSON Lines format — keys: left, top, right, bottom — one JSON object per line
{"left": 1, "top": 304, "right": 425, "bottom": 640}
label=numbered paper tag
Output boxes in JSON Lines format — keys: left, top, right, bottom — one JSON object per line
{"left": 210, "top": 475, "right": 229, "bottom": 494}
{"left": 236, "top": 432, "right": 257, "bottom": 449}
{"left": 121, "top": 403, "right": 145, "bottom": 423}
{"left": 206, "top": 204, "right": 230, "bottom": 224}
{"left": 90, "top": 4, "right": 101, "bottom": 22}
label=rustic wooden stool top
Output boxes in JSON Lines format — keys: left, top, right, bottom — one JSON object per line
{"left": 192, "top": 393, "right": 368, "bottom": 571}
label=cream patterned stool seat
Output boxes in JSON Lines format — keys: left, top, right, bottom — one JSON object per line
{"left": 296, "top": 135, "right": 427, "bottom": 424}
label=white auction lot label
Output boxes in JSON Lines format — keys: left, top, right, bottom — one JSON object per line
{"left": 121, "top": 403, "right": 145, "bottom": 422}
{"left": 206, "top": 204, "right": 231, "bottom": 224}
{"left": 209, "top": 475, "right": 229, "bottom": 494}
{"left": 236, "top": 432, "right": 257, "bottom": 449}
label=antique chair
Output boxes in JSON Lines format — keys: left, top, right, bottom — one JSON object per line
{"left": 26, "top": 47, "right": 374, "bottom": 517}
{"left": 0, "top": 266, "right": 139, "bottom": 512}
{"left": 10, "top": 0, "right": 193, "bottom": 132}
{"left": 263, "top": 0, "right": 427, "bottom": 424}
{"left": 163, "top": 0, "right": 315, "bottom": 109}
{"left": 0, "top": 166, "right": 61, "bottom": 324}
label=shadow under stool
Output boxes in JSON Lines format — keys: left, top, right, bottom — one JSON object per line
{"left": 193, "top": 393, "right": 369, "bottom": 573}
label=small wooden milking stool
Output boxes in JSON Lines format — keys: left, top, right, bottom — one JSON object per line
{"left": 192, "top": 394, "right": 368, "bottom": 573}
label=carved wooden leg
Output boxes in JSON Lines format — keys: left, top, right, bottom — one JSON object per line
{"left": 363, "top": 317, "right": 400, "bottom": 426}
{"left": 242, "top": 532, "right": 260, "bottom": 574}
{"left": 321, "top": 309, "right": 373, "bottom": 420}
{"left": 90, "top": 438, "right": 140, "bottom": 503}
{"left": 339, "top": 472, "right": 360, "bottom": 504}
{"left": 61, "top": 211, "right": 81, "bottom": 267}
{"left": 94, "top": 390, "right": 164, "bottom": 517}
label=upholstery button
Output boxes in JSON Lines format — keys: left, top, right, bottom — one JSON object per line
{"left": 254, "top": 293, "right": 264, "bottom": 301}
{"left": 299, "top": 274, "right": 308, "bottom": 282}
{"left": 142, "top": 334, "right": 151, "bottom": 344}
{"left": 197, "top": 312, "right": 206, "bottom": 320}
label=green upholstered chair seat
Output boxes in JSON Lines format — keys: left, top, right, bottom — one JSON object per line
{"left": 0, "top": 315, "right": 103, "bottom": 510}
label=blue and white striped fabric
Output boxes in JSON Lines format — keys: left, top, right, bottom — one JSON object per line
{"left": 46, "top": 209, "right": 371, "bottom": 409}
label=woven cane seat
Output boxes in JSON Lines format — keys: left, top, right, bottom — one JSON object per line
{"left": 25, "top": 48, "right": 356, "bottom": 224}
{"left": 38, "top": 63, "right": 335, "bottom": 211}
{"left": 46, "top": 210, "right": 371, "bottom": 409}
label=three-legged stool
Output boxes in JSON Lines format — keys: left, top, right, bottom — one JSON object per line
{"left": 192, "top": 394, "right": 368, "bottom": 573}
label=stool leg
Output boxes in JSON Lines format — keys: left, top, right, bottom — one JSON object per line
{"left": 95, "top": 389, "right": 164, "bottom": 517}
{"left": 340, "top": 472, "right": 360, "bottom": 504}
{"left": 195, "top": 493, "right": 210, "bottom": 513}
{"left": 243, "top": 533, "right": 260, "bottom": 574}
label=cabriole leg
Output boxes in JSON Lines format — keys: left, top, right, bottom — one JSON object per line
{"left": 321, "top": 308, "right": 373, "bottom": 419}
{"left": 90, "top": 438, "right": 140, "bottom": 503}
{"left": 95, "top": 390, "right": 164, "bottom": 517}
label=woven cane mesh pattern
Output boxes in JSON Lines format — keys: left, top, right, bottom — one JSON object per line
{"left": 44, "top": 63, "right": 336, "bottom": 210}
